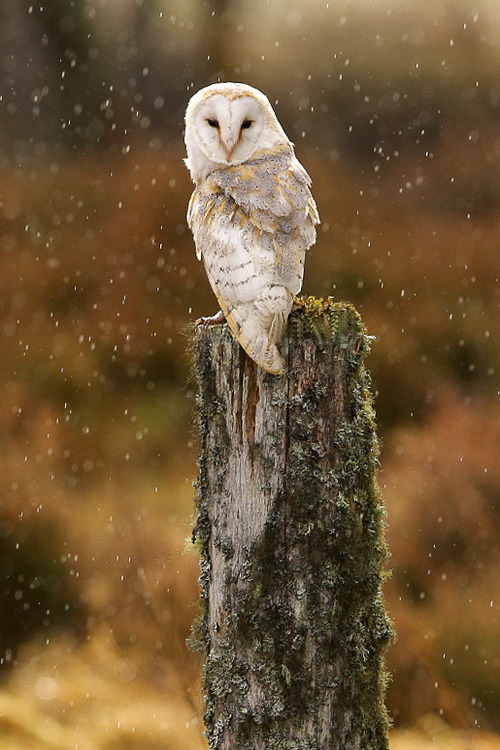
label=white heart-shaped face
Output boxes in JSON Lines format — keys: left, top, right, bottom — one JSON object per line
{"left": 184, "top": 83, "right": 289, "bottom": 182}
{"left": 192, "top": 94, "right": 266, "bottom": 164}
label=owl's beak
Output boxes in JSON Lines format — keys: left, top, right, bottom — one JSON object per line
{"left": 221, "top": 140, "right": 235, "bottom": 161}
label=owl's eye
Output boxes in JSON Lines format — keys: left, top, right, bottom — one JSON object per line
{"left": 207, "top": 118, "right": 219, "bottom": 128}
{"left": 241, "top": 120, "right": 253, "bottom": 129}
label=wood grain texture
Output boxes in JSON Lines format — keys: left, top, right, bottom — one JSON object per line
{"left": 192, "top": 297, "right": 393, "bottom": 750}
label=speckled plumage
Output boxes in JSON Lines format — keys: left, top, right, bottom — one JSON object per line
{"left": 184, "top": 83, "right": 320, "bottom": 375}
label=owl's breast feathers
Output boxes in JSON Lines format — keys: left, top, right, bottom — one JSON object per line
{"left": 187, "top": 143, "right": 319, "bottom": 291}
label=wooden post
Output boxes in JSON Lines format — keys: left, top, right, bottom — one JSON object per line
{"left": 191, "top": 297, "right": 393, "bottom": 750}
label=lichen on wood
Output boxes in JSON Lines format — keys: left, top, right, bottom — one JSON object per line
{"left": 191, "top": 296, "right": 393, "bottom": 750}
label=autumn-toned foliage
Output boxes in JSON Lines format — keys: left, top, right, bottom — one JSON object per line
{"left": 0, "top": 0, "right": 499, "bottom": 746}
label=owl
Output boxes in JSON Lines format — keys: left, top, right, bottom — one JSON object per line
{"left": 184, "top": 82, "right": 320, "bottom": 375}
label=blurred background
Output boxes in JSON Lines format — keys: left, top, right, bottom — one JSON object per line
{"left": 0, "top": 0, "right": 499, "bottom": 747}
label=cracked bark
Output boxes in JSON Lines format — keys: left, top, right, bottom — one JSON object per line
{"left": 192, "top": 298, "right": 393, "bottom": 750}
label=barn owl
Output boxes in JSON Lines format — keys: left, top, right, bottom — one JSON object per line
{"left": 184, "top": 82, "right": 320, "bottom": 375}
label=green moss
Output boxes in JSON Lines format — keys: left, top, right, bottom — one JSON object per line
{"left": 191, "top": 297, "right": 393, "bottom": 749}
{"left": 288, "top": 296, "right": 370, "bottom": 354}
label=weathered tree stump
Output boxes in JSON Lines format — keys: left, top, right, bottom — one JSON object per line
{"left": 191, "top": 297, "right": 393, "bottom": 750}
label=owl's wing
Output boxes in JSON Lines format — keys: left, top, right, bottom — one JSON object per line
{"left": 210, "top": 144, "right": 320, "bottom": 294}
{"left": 186, "top": 145, "right": 320, "bottom": 374}
{"left": 187, "top": 182, "right": 291, "bottom": 375}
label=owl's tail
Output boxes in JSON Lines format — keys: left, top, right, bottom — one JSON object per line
{"left": 224, "top": 286, "right": 292, "bottom": 376}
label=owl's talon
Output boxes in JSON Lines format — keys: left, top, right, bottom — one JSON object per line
{"left": 196, "top": 310, "right": 225, "bottom": 327}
